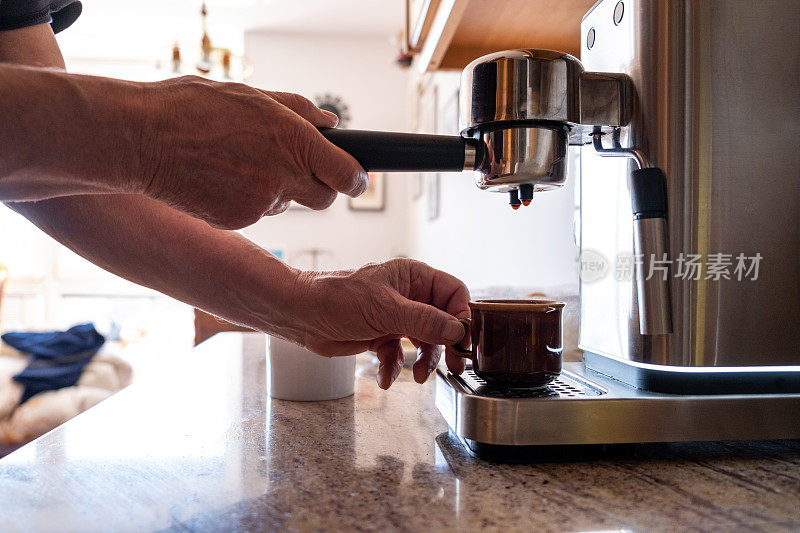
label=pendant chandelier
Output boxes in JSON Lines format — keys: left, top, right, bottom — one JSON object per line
{"left": 159, "top": 2, "right": 252, "bottom": 81}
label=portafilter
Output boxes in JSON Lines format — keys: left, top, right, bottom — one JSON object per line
{"left": 321, "top": 49, "right": 630, "bottom": 206}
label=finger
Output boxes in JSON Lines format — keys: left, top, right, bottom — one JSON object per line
{"left": 286, "top": 174, "right": 338, "bottom": 210}
{"left": 395, "top": 260, "right": 470, "bottom": 373}
{"left": 261, "top": 90, "right": 338, "bottom": 128}
{"left": 443, "top": 315, "right": 470, "bottom": 375}
{"left": 445, "top": 346, "right": 467, "bottom": 375}
{"left": 301, "top": 124, "right": 369, "bottom": 198}
{"left": 412, "top": 343, "right": 441, "bottom": 384}
{"left": 391, "top": 296, "right": 465, "bottom": 346}
{"left": 375, "top": 338, "right": 404, "bottom": 390}
{"left": 257, "top": 91, "right": 365, "bottom": 197}
{"left": 402, "top": 260, "right": 471, "bottom": 319}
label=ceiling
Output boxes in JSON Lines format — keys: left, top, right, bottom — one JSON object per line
{"left": 57, "top": 0, "right": 405, "bottom": 61}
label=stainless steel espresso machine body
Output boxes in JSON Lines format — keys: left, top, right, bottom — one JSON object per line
{"left": 321, "top": 0, "right": 800, "bottom": 457}
{"left": 578, "top": 0, "right": 800, "bottom": 392}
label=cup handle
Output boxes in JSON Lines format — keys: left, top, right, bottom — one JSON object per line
{"left": 448, "top": 318, "right": 474, "bottom": 361}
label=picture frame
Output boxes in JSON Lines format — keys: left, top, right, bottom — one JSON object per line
{"left": 411, "top": 172, "right": 423, "bottom": 200}
{"left": 418, "top": 81, "right": 439, "bottom": 217}
{"left": 349, "top": 172, "right": 385, "bottom": 211}
{"left": 437, "top": 79, "right": 460, "bottom": 136}
{"left": 425, "top": 173, "right": 440, "bottom": 221}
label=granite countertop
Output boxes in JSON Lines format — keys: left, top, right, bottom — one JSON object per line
{"left": 0, "top": 333, "right": 798, "bottom": 532}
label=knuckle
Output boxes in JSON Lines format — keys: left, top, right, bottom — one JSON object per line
{"left": 287, "top": 93, "right": 315, "bottom": 113}
{"left": 417, "top": 304, "right": 439, "bottom": 326}
{"left": 374, "top": 292, "right": 405, "bottom": 333}
{"left": 393, "top": 257, "right": 417, "bottom": 269}
{"left": 308, "top": 189, "right": 337, "bottom": 210}
{"left": 386, "top": 258, "right": 429, "bottom": 296}
{"left": 264, "top": 200, "right": 290, "bottom": 216}
{"left": 356, "top": 261, "right": 386, "bottom": 281}
{"left": 269, "top": 91, "right": 316, "bottom": 116}
{"left": 387, "top": 257, "right": 418, "bottom": 276}
{"left": 279, "top": 121, "right": 314, "bottom": 171}
{"left": 214, "top": 206, "right": 263, "bottom": 229}
{"left": 287, "top": 119, "right": 316, "bottom": 151}
{"left": 177, "top": 74, "right": 203, "bottom": 84}
{"left": 177, "top": 75, "right": 216, "bottom": 91}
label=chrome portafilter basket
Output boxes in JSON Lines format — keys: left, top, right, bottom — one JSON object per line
{"left": 320, "top": 49, "right": 671, "bottom": 335}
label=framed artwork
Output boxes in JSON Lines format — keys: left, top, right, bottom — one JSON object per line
{"left": 424, "top": 75, "right": 460, "bottom": 221}
{"left": 437, "top": 79, "right": 460, "bottom": 135}
{"left": 425, "top": 173, "right": 440, "bottom": 220}
{"left": 349, "top": 172, "right": 385, "bottom": 211}
{"left": 411, "top": 173, "right": 423, "bottom": 200}
{"left": 417, "top": 80, "right": 439, "bottom": 217}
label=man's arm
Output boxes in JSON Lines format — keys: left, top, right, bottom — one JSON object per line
{"left": 1, "top": 23, "right": 469, "bottom": 388}
{"left": 0, "top": 62, "right": 143, "bottom": 199}
{"left": 10, "top": 193, "right": 468, "bottom": 387}
{"left": 7, "top": 194, "right": 303, "bottom": 333}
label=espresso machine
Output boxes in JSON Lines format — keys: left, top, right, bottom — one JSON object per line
{"left": 322, "top": 0, "right": 800, "bottom": 456}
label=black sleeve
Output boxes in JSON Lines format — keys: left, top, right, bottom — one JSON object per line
{"left": 0, "top": 0, "right": 82, "bottom": 34}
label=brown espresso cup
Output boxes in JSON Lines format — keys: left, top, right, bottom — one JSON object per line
{"left": 450, "top": 299, "right": 566, "bottom": 388}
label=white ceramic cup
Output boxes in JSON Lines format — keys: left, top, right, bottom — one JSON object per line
{"left": 267, "top": 335, "right": 355, "bottom": 401}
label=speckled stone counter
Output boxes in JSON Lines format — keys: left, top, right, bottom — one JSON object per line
{"left": 0, "top": 333, "right": 798, "bottom": 532}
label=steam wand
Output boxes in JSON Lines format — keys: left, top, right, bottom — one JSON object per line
{"left": 592, "top": 130, "right": 673, "bottom": 335}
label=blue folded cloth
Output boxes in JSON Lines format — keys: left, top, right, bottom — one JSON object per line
{"left": 2, "top": 323, "right": 105, "bottom": 403}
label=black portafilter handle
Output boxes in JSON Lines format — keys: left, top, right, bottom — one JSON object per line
{"left": 319, "top": 128, "right": 485, "bottom": 173}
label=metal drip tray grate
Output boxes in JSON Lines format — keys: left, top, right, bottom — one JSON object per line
{"left": 457, "top": 367, "right": 606, "bottom": 398}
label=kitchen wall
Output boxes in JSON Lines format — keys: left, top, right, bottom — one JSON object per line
{"left": 405, "top": 73, "right": 580, "bottom": 294}
{"left": 242, "top": 31, "right": 411, "bottom": 270}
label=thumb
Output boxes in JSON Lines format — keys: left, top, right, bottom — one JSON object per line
{"left": 393, "top": 298, "right": 465, "bottom": 346}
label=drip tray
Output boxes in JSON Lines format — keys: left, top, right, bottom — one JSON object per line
{"left": 459, "top": 368, "right": 605, "bottom": 399}
{"left": 435, "top": 362, "right": 800, "bottom": 449}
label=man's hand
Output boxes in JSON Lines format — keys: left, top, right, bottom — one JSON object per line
{"left": 0, "top": 63, "right": 367, "bottom": 225}
{"left": 281, "top": 258, "right": 471, "bottom": 389}
{"left": 138, "top": 76, "right": 368, "bottom": 229}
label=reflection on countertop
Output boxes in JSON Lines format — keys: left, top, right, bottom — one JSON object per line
{"left": 0, "top": 333, "right": 798, "bottom": 532}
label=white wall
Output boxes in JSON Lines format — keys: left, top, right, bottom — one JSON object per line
{"left": 407, "top": 168, "right": 580, "bottom": 292}
{"left": 405, "top": 75, "right": 580, "bottom": 293}
{"left": 242, "top": 31, "right": 411, "bottom": 270}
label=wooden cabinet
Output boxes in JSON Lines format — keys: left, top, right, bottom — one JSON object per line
{"left": 407, "top": 0, "right": 598, "bottom": 72}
